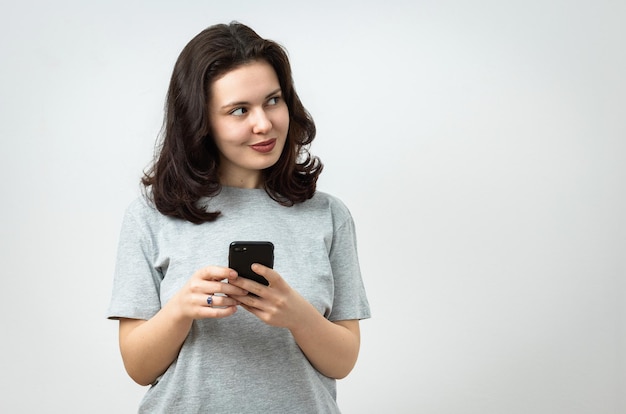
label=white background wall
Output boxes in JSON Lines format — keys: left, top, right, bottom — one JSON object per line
{"left": 1, "top": 1, "right": 624, "bottom": 413}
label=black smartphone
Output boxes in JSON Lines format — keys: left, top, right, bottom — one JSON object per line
{"left": 228, "top": 241, "right": 274, "bottom": 286}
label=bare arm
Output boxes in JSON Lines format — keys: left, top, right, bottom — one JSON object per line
{"left": 118, "top": 310, "right": 192, "bottom": 386}
{"left": 289, "top": 312, "right": 361, "bottom": 379}
{"left": 231, "top": 264, "right": 361, "bottom": 379}
{"left": 118, "top": 266, "right": 247, "bottom": 386}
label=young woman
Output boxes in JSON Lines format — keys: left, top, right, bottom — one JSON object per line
{"left": 107, "top": 22, "right": 370, "bottom": 413}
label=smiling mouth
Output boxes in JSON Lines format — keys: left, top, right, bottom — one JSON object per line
{"left": 249, "top": 139, "right": 276, "bottom": 153}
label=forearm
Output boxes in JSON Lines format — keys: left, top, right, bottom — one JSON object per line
{"left": 119, "top": 301, "right": 193, "bottom": 386}
{"left": 289, "top": 303, "right": 361, "bottom": 379}
{"left": 231, "top": 265, "right": 362, "bottom": 379}
{"left": 118, "top": 266, "right": 244, "bottom": 385}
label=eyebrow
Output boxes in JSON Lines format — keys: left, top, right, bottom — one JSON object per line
{"left": 220, "top": 88, "right": 283, "bottom": 110}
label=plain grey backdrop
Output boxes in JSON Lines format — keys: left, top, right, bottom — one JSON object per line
{"left": 1, "top": 0, "right": 624, "bottom": 413}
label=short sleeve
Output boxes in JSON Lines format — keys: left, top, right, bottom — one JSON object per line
{"left": 327, "top": 205, "right": 371, "bottom": 322}
{"left": 106, "top": 199, "right": 163, "bottom": 320}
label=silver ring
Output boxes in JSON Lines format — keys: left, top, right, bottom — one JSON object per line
{"left": 206, "top": 294, "right": 213, "bottom": 307}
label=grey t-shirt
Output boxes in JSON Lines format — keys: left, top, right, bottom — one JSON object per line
{"left": 107, "top": 187, "right": 371, "bottom": 413}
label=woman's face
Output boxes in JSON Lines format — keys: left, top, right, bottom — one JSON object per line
{"left": 208, "top": 60, "right": 289, "bottom": 188}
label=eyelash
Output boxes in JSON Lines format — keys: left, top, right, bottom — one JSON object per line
{"left": 230, "top": 96, "right": 281, "bottom": 116}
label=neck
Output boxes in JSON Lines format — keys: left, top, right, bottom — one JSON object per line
{"left": 219, "top": 173, "right": 264, "bottom": 189}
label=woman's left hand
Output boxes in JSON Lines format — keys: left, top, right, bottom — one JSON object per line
{"left": 228, "top": 263, "right": 306, "bottom": 329}
{"left": 230, "top": 263, "right": 361, "bottom": 379}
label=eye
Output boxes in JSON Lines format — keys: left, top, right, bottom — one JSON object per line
{"left": 267, "top": 96, "right": 281, "bottom": 106}
{"left": 230, "top": 107, "right": 247, "bottom": 116}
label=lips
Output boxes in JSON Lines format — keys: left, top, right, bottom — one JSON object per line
{"left": 249, "top": 139, "right": 276, "bottom": 153}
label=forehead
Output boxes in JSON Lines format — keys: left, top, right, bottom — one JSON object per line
{"left": 210, "top": 60, "right": 280, "bottom": 103}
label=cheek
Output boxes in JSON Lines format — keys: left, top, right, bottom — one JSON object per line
{"left": 276, "top": 108, "right": 290, "bottom": 134}
{"left": 214, "top": 122, "right": 246, "bottom": 146}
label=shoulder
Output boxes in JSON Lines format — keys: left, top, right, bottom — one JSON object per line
{"left": 121, "top": 195, "right": 177, "bottom": 234}
{"left": 124, "top": 195, "right": 159, "bottom": 222}
{"left": 311, "top": 191, "right": 349, "bottom": 211}
{"left": 307, "top": 191, "right": 354, "bottom": 226}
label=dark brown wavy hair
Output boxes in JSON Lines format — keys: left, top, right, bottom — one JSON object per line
{"left": 142, "top": 22, "right": 322, "bottom": 224}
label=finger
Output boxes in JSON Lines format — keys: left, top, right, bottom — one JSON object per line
{"left": 251, "top": 263, "right": 281, "bottom": 287}
{"left": 229, "top": 277, "right": 265, "bottom": 297}
{"left": 204, "top": 294, "right": 241, "bottom": 308}
{"left": 233, "top": 293, "right": 261, "bottom": 308}
{"left": 195, "top": 266, "right": 238, "bottom": 282}
{"left": 239, "top": 303, "right": 260, "bottom": 316}
{"left": 207, "top": 280, "right": 249, "bottom": 297}
{"left": 199, "top": 305, "right": 238, "bottom": 319}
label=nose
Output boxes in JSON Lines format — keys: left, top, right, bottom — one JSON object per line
{"left": 251, "top": 108, "right": 272, "bottom": 134}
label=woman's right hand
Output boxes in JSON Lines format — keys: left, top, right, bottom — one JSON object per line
{"left": 119, "top": 266, "right": 248, "bottom": 385}
{"left": 170, "top": 266, "right": 249, "bottom": 321}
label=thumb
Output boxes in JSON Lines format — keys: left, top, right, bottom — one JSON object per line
{"left": 251, "top": 263, "right": 280, "bottom": 286}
